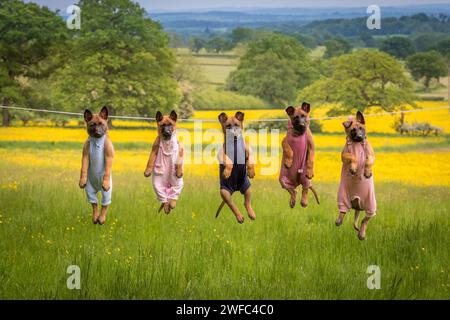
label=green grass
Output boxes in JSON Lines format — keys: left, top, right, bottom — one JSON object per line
{"left": 0, "top": 162, "right": 449, "bottom": 299}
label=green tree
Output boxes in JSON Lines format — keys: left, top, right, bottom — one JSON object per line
{"left": 323, "top": 38, "right": 352, "bottom": 59}
{"left": 359, "top": 32, "right": 377, "bottom": 48}
{"left": 231, "top": 28, "right": 255, "bottom": 45}
{"left": 406, "top": 51, "right": 447, "bottom": 90}
{"left": 174, "top": 55, "right": 205, "bottom": 118}
{"left": 0, "top": 0, "right": 66, "bottom": 126}
{"left": 299, "top": 49, "right": 416, "bottom": 115}
{"left": 205, "top": 37, "right": 232, "bottom": 54}
{"left": 412, "top": 33, "right": 439, "bottom": 52}
{"left": 49, "top": 0, "right": 179, "bottom": 124}
{"left": 227, "top": 34, "right": 316, "bottom": 104}
{"left": 380, "top": 36, "right": 415, "bottom": 59}
{"left": 189, "top": 37, "right": 206, "bottom": 54}
{"left": 435, "top": 37, "right": 450, "bottom": 58}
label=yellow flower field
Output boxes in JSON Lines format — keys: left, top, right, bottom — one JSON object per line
{"left": 1, "top": 102, "right": 449, "bottom": 187}
{"left": 2, "top": 147, "right": 449, "bottom": 187}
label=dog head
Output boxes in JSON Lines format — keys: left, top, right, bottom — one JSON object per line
{"left": 84, "top": 106, "right": 109, "bottom": 138}
{"left": 218, "top": 111, "right": 244, "bottom": 139}
{"left": 285, "top": 102, "right": 310, "bottom": 136}
{"left": 343, "top": 111, "right": 366, "bottom": 142}
{"left": 156, "top": 110, "right": 177, "bottom": 140}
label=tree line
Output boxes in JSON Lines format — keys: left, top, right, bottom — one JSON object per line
{"left": 0, "top": 0, "right": 180, "bottom": 127}
{"left": 1, "top": 1, "right": 449, "bottom": 127}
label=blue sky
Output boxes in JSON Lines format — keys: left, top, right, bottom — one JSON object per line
{"left": 25, "top": 0, "right": 450, "bottom": 12}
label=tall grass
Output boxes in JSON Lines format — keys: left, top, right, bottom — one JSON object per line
{"left": 0, "top": 164, "right": 449, "bottom": 299}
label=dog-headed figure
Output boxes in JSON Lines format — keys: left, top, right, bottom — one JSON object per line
{"left": 335, "top": 111, "right": 376, "bottom": 240}
{"left": 216, "top": 111, "right": 255, "bottom": 223}
{"left": 79, "top": 106, "right": 115, "bottom": 225}
{"left": 279, "top": 102, "right": 319, "bottom": 209}
{"left": 144, "top": 111, "right": 184, "bottom": 214}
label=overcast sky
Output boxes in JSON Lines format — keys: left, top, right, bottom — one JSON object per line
{"left": 25, "top": 0, "right": 450, "bottom": 12}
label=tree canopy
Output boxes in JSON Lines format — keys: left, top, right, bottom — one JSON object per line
{"left": 406, "top": 51, "right": 447, "bottom": 89}
{"left": 323, "top": 38, "right": 352, "bottom": 59}
{"left": 380, "top": 36, "right": 415, "bottom": 59}
{"left": 299, "top": 49, "right": 417, "bottom": 115}
{"left": 227, "top": 34, "right": 316, "bottom": 104}
{"left": 49, "top": 0, "right": 179, "bottom": 118}
{"left": 0, "top": 0, "right": 67, "bottom": 126}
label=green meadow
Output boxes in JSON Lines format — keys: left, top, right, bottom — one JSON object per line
{"left": 0, "top": 163, "right": 449, "bottom": 299}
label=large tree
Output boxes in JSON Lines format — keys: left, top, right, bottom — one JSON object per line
{"left": 406, "top": 51, "right": 447, "bottom": 90}
{"left": 299, "top": 49, "right": 417, "bottom": 115}
{"left": 380, "top": 36, "right": 415, "bottom": 60}
{"left": 0, "top": 0, "right": 66, "bottom": 126}
{"left": 227, "top": 34, "right": 316, "bottom": 104}
{"left": 323, "top": 38, "right": 352, "bottom": 59}
{"left": 50, "top": 0, "right": 179, "bottom": 122}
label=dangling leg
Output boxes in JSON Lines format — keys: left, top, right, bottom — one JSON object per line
{"left": 163, "top": 202, "right": 171, "bottom": 214}
{"left": 98, "top": 205, "right": 109, "bottom": 225}
{"left": 169, "top": 199, "right": 177, "bottom": 211}
{"left": 358, "top": 215, "right": 372, "bottom": 240}
{"left": 335, "top": 211, "right": 346, "bottom": 226}
{"left": 300, "top": 187, "right": 309, "bottom": 208}
{"left": 353, "top": 210, "right": 361, "bottom": 231}
{"left": 220, "top": 189, "right": 244, "bottom": 224}
{"left": 244, "top": 187, "right": 256, "bottom": 220}
{"left": 91, "top": 203, "right": 99, "bottom": 224}
{"left": 287, "top": 188, "right": 297, "bottom": 208}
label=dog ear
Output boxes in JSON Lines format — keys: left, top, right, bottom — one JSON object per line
{"left": 301, "top": 102, "right": 311, "bottom": 113}
{"left": 342, "top": 120, "right": 352, "bottom": 129}
{"left": 235, "top": 111, "right": 245, "bottom": 122}
{"left": 99, "top": 106, "right": 109, "bottom": 120}
{"left": 155, "top": 111, "right": 163, "bottom": 122}
{"left": 169, "top": 110, "right": 178, "bottom": 122}
{"left": 356, "top": 111, "right": 365, "bottom": 124}
{"left": 285, "top": 106, "right": 295, "bottom": 116}
{"left": 84, "top": 109, "right": 93, "bottom": 122}
{"left": 218, "top": 112, "right": 228, "bottom": 123}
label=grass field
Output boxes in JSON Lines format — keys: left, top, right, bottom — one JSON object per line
{"left": 0, "top": 117, "right": 449, "bottom": 299}
{"left": 0, "top": 164, "right": 449, "bottom": 299}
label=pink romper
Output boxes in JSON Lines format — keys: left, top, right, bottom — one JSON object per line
{"left": 279, "top": 120, "right": 311, "bottom": 191}
{"left": 152, "top": 133, "right": 184, "bottom": 203}
{"left": 338, "top": 140, "right": 377, "bottom": 216}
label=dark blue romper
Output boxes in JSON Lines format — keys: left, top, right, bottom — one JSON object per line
{"left": 219, "top": 137, "right": 251, "bottom": 194}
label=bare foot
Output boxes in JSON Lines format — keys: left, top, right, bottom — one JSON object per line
{"left": 235, "top": 213, "right": 244, "bottom": 224}
{"left": 169, "top": 200, "right": 177, "bottom": 210}
{"left": 335, "top": 212, "right": 346, "bottom": 226}
{"left": 245, "top": 205, "right": 256, "bottom": 220}
{"left": 163, "top": 202, "right": 171, "bottom": 214}
{"left": 300, "top": 189, "right": 309, "bottom": 208}
{"left": 91, "top": 203, "right": 99, "bottom": 224}
{"left": 98, "top": 206, "right": 109, "bottom": 225}
{"left": 358, "top": 221, "right": 368, "bottom": 240}
{"left": 288, "top": 189, "right": 297, "bottom": 208}
{"left": 98, "top": 214, "right": 106, "bottom": 225}
{"left": 92, "top": 212, "right": 99, "bottom": 224}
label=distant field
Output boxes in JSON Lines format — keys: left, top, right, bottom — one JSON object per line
{"left": 177, "top": 47, "right": 449, "bottom": 108}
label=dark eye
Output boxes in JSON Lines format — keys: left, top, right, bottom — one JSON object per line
{"left": 226, "top": 124, "right": 232, "bottom": 129}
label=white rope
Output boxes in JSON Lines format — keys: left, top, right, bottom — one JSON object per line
{"left": 1, "top": 105, "right": 449, "bottom": 122}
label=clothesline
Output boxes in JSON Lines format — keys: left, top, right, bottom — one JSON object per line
{"left": 0, "top": 105, "right": 448, "bottom": 123}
